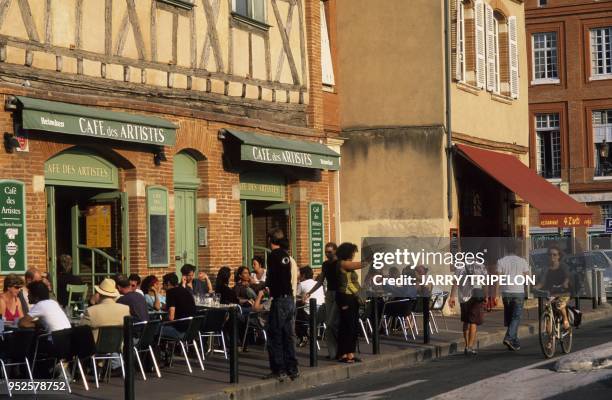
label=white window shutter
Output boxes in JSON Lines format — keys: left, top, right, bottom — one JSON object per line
{"left": 455, "top": 0, "right": 465, "bottom": 82}
{"left": 485, "top": 4, "right": 496, "bottom": 92}
{"left": 475, "top": 0, "right": 486, "bottom": 89}
{"left": 508, "top": 16, "right": 519, "bottom": 99}
{"left": 320, "top": 1, "right": 335, "bottom": 86}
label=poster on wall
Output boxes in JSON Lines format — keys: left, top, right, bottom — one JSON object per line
{"left": 86, "top": 205, "right": 112, "bottom": 248}
{"left": 309, "top": 202, "right": 325, "bottom": 268}
{"left": 0, "top": 180, "right": 26, "bottom": 274}
{"left": 147, "top": 186, "right": 169, "bottom": 267}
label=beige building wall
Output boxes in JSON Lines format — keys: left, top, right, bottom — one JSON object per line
{"left": 335, "top": 0, "right": 446, "bottom": 128}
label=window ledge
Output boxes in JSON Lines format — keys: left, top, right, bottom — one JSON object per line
{"left": 322, "top": 85, "right": 335, "bottom": 93}
{"left": 456, "top": 81, "right": 481, "bottom": 95}
{"left": 491, "top": 93, "right": 513, "bottom": 105}
{"left": 593, "top": 176, "right": 612, "bottom": 181}
{"left": 231, "top": 12, "right": 271, "bottom": 31}
{"left": 546, "top": 178, "right": 562, "bottom": 183}
{"left": 531, "top": 78, "right": 561, "bottom": 85}
{"left": 157, "top": 0, "right": 195, "bottom": 10}
{"left": 589, "top": 74, "right": 612, "bottom": 82}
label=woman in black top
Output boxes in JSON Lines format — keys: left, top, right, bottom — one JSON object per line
{"left": 215, "top": 266, "right": 239, "bottom": 304}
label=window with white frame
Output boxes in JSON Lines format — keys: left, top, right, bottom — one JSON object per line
{"left": 320, "top": 1, "right": 335, "bottom": 86}
{"left": 590, "top": 27, "right": 612, "bottom": 78}
{"left": 594, "top": 109, "right": 612, "bottom": 177}
{"left": 601, "top": 203, "right": 612, "bottom": 221}
{"left": 535, "top": 113, "right": 561, "bottom": 179}
{"left": 532, "top": 32, "right": 559, "bottom": 83}
{"left": 233, "top": 0, "right": 266, "bottom": 23}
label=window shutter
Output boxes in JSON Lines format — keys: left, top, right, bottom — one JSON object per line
{"left": 485, "top": 4, "right": 496, "bottom": 92}
{"left": 475, "top": 0, "right": 486, "bottom": 89}
{"left": 455, "top": 0, "right": 465, "bottom": 82}
{"left": 320, "top": 1, "right": 335, "bottom": 86}
{"left": 508, "top": 16, "right": 519, "bottom": 99}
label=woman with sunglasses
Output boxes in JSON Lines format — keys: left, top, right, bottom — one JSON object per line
{"left": 0, "top": 274, "right": 25, "bottom": 322}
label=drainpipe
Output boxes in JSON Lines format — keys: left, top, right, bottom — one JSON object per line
{"left": 444, "top": 0, "right": 453, "bottom": 221}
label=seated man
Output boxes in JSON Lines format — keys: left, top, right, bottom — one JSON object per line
{"left": 128, "top": 274, "right": 144, "bottom": 296}
{"left": 81, "top": 278, "right": 130, "bottom": 341}
{"left": 19, "top": 281, "right": 71, "bottom": 332}
{"left": 180, "top": 264, "right": 212, "bottom": 298}
{"left": 116, "top": 275, "right": 149, "bottom": 323}
{"left": 161, "top": 273, "right": 196, "bottom": 339}
{"left": 535, "top": 247, "right": 571, "bottom": 330}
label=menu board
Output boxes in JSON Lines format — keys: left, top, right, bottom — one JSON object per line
{"left": 0, "top": 180, "right": 26, "bottom": 273}
{"left": 309, "top": 202, "right": 325, "bottom": 268}
{"left": 86, "top": 204, "right": 112, "bottom": 248}
{"left": 147, "top": 186, "right": 169, "bottom": 266}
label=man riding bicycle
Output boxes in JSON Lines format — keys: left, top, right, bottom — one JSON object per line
{"left": 534, "top": 246, "right": 571, "bottom": 330}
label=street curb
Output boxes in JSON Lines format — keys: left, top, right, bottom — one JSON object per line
{"left": 184, "top": 304, "right": 612, "bottom": 400}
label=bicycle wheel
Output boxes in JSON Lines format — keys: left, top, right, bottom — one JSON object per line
{"left": 539, "top": 310, "right": 556, "bottom": 358}
{"left": 560, "top": 325, "right": 573, "bottom": 354}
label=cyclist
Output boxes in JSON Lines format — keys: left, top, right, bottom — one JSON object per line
{"left": 535, "top": 246, "right": 571, "bottom": 330}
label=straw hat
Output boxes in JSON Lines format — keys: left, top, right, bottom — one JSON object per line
{"left": 95, "top": 278, "right": 119, "bottom": 297}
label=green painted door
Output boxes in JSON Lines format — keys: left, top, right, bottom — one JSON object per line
{"left": 175, "top": 189, "right": 197, "bottom": 273}
{"left": 46, "top": 186, "right": 57, "bottom": 293}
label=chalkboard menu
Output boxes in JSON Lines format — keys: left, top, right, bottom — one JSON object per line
{"left": 147, "top": 186, "right": 169, "bottom": 266}
{"left": 309, "top": 202, "right": 325, "bottom": 267}
{"left": 0, "top": 180, "right": 26, "bottom": 274}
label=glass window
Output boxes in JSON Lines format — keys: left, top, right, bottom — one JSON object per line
{"left": 594, "top": 110, "right": 612, "bottom": 177}
{"left": 233, "top": 0, "right": 266, "bottom": 23}
{"left": 590, "top": 27, "right": 612, "bottom": 77}
{"left": 535, "top": 113, "right": 561, "bottom": 179}
{"left": 532, "top": 32, "right": 558, "bottom": 81}
{"left": 601, "top": 203, "right": 612, "bottom": 220}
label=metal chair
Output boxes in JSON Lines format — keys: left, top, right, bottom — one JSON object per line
{"left": 0, "top": 329, "right": 36, "bottom": 397}
{"left": 241, "top": 311, "right": 268, "bottom": 351}
{"left": 133, "top": 320, "right": 162, "bottom": 380}
{"left": 32, "top": 328, "right": 74, "bottom": 393}
{"left": 430, "top": 292, "right": 449, "bottom": 331}
{"left": 412, "top": 297, "right": 437, "bottom": 334}
{"left": 198, "top": 308, "right": 228, "bottom": 359}
{"left": 70, "top": 325, "right": 96, "bottom": 391}
{"left": 381, "top": 298, "right": 418, "bottom": 341}
{"left": 66, "top": 284, "right": 88, "bottom": 317}
{"left": 160, "top": 316, "right": 205, "bottom": 374}
{"left": 91, "top": 326, "right": 125, "bottom": 388}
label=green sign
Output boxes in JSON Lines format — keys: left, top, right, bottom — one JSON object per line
{"left": 147, "top": 186, "right": 169, "bottom": 266}
{"left": 241, "top": 145, "right": 340, "bottom": 170}
{"left": 239, "top": 172, "right": 286, "bottom": 201}
{"left": 17, "top": 96, "right": 176, "bottom": 147}
{"left": 44, "top": 150, "right": 119, "bottom": 188}
{"left": 0, "top": 180, "right": 26, "bottom": 274}
{"left": 309, "top": 202, "right": 325, "bottom": 267}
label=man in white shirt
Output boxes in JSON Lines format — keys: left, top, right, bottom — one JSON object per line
{"left": 19, "top": 281, "right": 71, "bottom": 332}
{"left": 495, "top": 240, "right": 530, "bottom": 351}
{"left": 296, "top": 266, "right": 325, "bottom": 314}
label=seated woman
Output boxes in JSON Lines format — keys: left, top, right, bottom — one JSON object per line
{"left": 141, "top": 275, "right": 166, "bottom": 311}
{"left": 215, "top": 266, "right": 240, "bottom": 305}
{"left": 250, "top": 256, "right": 267, "bottom": 290}
{"left": 234, "top": 266, "right": 257, "bottom": 304}
{"left": 0, "top": 274, "right": 24, "bottom": 323}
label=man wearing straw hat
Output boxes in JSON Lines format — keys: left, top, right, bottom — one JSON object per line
{"left": 81, "top": 278, "right": 130, "bottom": 342}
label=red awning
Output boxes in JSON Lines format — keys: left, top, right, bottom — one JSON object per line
{"left": 456, "top": 144, "right": 592, "bottom": 227}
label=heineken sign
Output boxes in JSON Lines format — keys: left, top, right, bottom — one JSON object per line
{"left": 309, "top": 202, "right": 325, "bottom": 267}
{"left": 0, "top": 180, "right": 26, "bottom": 274}
{"left": 241, "top": 145, "right": 340, "bottom": 170}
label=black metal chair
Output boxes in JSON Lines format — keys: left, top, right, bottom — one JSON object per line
{"left": 241, "top": 311, "right": 268, "bottom": 351}
{"left": 32, "top": 328, "right": 74, "bottom": 393}
{"left": 70, "top": 325, "right": 96, "bottom": 391}
{"left": 160, "top": 316, "right": 205, "bottom": 373}
{"left": 198, "top": 308, "right": 228, "bottom": 359}
{"left": 0, "top": 329, "right": 36, "bottom": 397}
{"left": 429, "top": 292, "right": 449, "bottom": 332}
{"left": 412, "top": 297, "right": 437, "bottom": 335}
{"left": 91, "top": 326, "right": 124, "bottom": 388}
{"left": 133, "top": 320, "right": 162, "bottom": 380}
{"left": 381, "top": 298, "right": 417, "bottom": 341}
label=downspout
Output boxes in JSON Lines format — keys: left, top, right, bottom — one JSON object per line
{"left": 444, "top": 0, "right": 453, "bottom": 221}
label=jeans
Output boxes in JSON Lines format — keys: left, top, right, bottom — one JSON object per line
{"left": 161, "top": 325, "right": 185, "bottom": 340}
{"left": 502, "top": 295, "right": 524, "bottom": 345}
{"left": 267, "top": 297, "right": 298, "bottom": 375}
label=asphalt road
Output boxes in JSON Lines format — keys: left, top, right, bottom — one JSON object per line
{"left": 271, "top": 317, "right": 612, "bottom": 400}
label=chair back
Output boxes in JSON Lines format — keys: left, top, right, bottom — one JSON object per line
{"left": 95, "top": 326, "right": 124, "bottom": 354}
{"left": 50, "top": 328, "right": 74, "bottom": 360}
{"left": 431, "top": 292, "right": 449, "bottom": 311}
{"left": 71, "top": 325, "right": 96, "bottom": 359}
{"left": 200, "top": 308, "right": 227, "bottom": 333}
{"left": 135, "top": 319, "right": 162, "bottom": 349}
{"left": 0, "top": 329, "right": 36, "bottom": 361}
{"left": 413, "top": 297, "right": 434, "bottom": 314}
{"left": 183, "top": 316, "right": 206, "bottom": 342}
{"left": 67, "top": 284, "right": 89, "bottom": 314}
{"left": 384, "top": 298, "right": 416, "bottom": 317}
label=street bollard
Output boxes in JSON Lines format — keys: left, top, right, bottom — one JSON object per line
{"left": 229, "top": 306, "right": 239, "bottom": 383}
{"left": 592, "top": 269, "right": 598, "bottom": 310}
{"left": 309, "top": 298, "right": 318, "bottom": 367}
{"left": 371, "top": 297, "right": 380, "bottom": 355}
{"left": 123, "top": 315, "right": 135, "bottom": 400}
{"left": 597, "top": 270, "right": 602, "bottom": 306}
{"left": 423, "top": 297, "right": 430, "bottom": 345}
{"left": 538, "top": 297, "right": 543, "bottom": 337}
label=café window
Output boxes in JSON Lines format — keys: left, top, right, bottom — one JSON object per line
{"left": 532, "top": 32, "right": 559, "bottom": 83}
{"left": 594, "top": 109, "right": 612, "bottom": 177}
{"left": 535, "top": 113, "right": 561, "bottom": 179}
{"left": 233, "top": 0, "right": 266, "bottom": 23}
{"left": 590, "top": 27, "right": 612, "bottom": 78}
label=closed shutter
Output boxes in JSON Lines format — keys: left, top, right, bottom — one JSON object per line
{"left": 455, "top": 0, "right": 465, "bottom": 82}
{"left": 475, "top": 0, "right": 486, "bottom": 89}
{"left": 508, "top": 16, "right": 519, "bottom": 99}
{"left": 320, "top": 1, "right": 335, "bottom": 86}
{"left": 485, "top": 4, "right": 496, "bottom": 92}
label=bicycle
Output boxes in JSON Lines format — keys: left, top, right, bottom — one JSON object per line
{"left": 535, "top": 289, "right": 573, "bottom": 358}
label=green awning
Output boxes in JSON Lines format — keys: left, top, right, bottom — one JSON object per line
{"left": 221, "top": 129, "right": 340, "bottom": 170}
{"left": 16, "top": 96, "right": 176, "bottom": 146}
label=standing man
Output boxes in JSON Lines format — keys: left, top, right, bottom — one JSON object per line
{"left": 304, "top": 242, "right": 338, "bottom": 359}
{"left": 264, "top": 228, "right": 299, "bottom": 381}
{"left": 496, "top": 239, "right": 530, "bottom": 351}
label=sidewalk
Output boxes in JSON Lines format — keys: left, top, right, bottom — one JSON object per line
{"left": 62, "top": 302, "right": 612, "bottom": 400}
